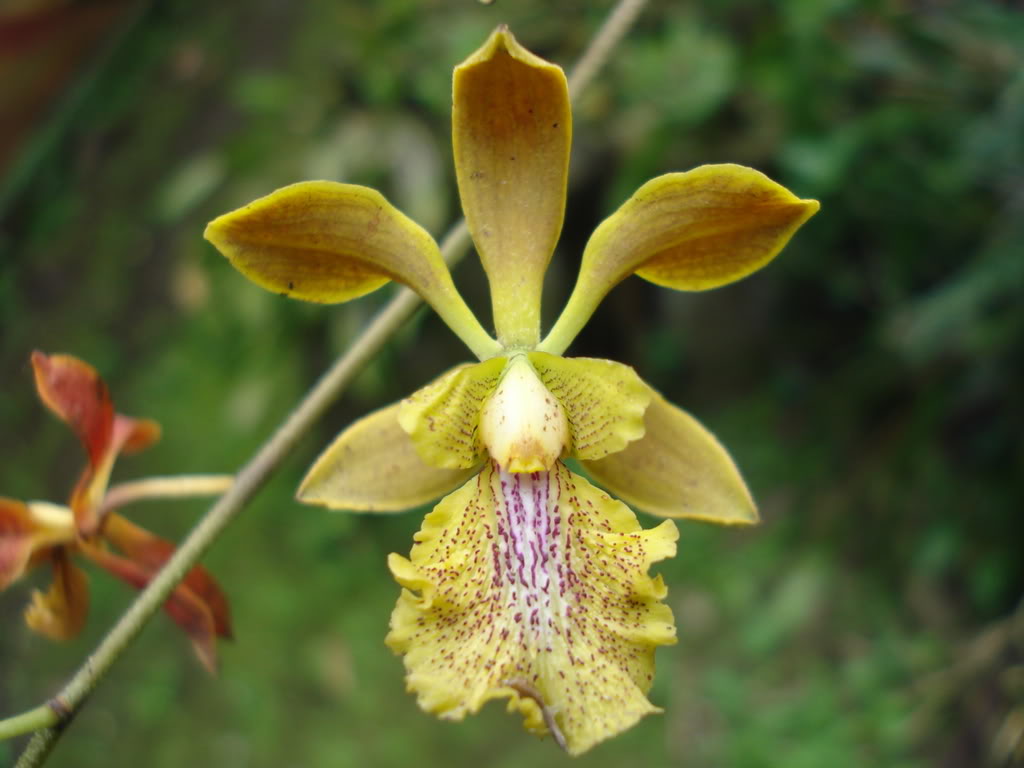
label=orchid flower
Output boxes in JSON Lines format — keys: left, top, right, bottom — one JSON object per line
{"left": 205, "top": 26, "right": 818, "bottom": 754}
{"left": 0, "top": 352, "right": 232, "bottom": 672}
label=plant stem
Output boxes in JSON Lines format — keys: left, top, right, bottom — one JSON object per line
{"left": 567, "top": 0, "right": 648, "bottom": 98}
{"left": 0, "top": 707, "right": 58, "bottom": 743}
{"left": 12, "top": 2, "right": 649, "bottom": 762}
{"left": 100, "top": 474, "right": 235, "bottom": 515}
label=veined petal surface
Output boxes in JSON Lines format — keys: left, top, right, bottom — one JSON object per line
{"left": 583, "top": 389, "right": 757, "bottom": 525}
{"left": 387, "top": 461, "right": 678, "bottom": 755}
{"left": 398, "top": 359, "right": 506, "bottom": 470}
{"left": 299, "top": 402, "right": 476, "bottom": 512}
{"left": 205, "top": 182, "right": 500, "bottom": 360}
{"left": 541, "top": 164, "right": 819, "bottom": 354}
{"left": 454, "top": 25, "right": 571, "bottom": 346}
{"left": 528, "top": 352, "right": 650, "bottom": 461}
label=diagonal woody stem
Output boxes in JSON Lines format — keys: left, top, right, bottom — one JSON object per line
{"left": 566, "top": 0, "right": 647, "bottom": 97}
{"left": 10, "top": 3, "right": 648, "bottom": 764}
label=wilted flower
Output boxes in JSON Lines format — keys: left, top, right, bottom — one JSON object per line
{"left": 0, "top": 352, "right": 232, "bottom": 671}
{"left": 206, "top": 26, "right": 817, "bottom": 753}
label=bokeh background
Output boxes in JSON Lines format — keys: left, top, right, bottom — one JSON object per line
{"left": 1, "top": 1, "right": 1022, "bottom": 766}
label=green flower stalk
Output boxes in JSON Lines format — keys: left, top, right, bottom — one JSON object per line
{"left": 206, "top": 26, "right": 818, "bottom": 755}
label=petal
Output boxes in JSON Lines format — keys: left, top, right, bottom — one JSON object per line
{"left": 453, "top": 25, "right": 571, "bottom": 347}
{"left": 0, "top": 499, "right": 75, "bottom": 590}
{"left": 528, "top": 352, "right": 650, "bottom": 461}
{"left": 397, "top": 359, "right": 507, "bottom": 470}
{"left": 583, "top": 388, "right": 757, "bottom": 525}
{"left": 0, "top": 499, "right": 36, "bottom": 590}
{"left": 205, "top": 182, "right": 500, "bottom": 360}
{"left": 540, "top": 165, "right": 820, "bottom": 354}
{"left": 299, "top": 402, "right": 475, "bottom": 512}
{"left": 161, "top": 580, "right": 222, "bottom": 674}
{"left": 31, "top": 351, "right": 113, "bottom": 468}
{"left": 102, "top": 513, "right": 233, "bottom": 638}
{"left": 31, "top": 352, "right": 162, "bottom": 533}
{"left": 116, "top": 414, "right": 162, "bottom": 454}
{"left": 386, "top": 461, "right": 678, "bottom": 756}
{"left": 24, "top": 547, "right": 90, "bottom": 641}
{"left": 69, "top": 414, "right": 164, "bottom": 535}
{"left": 79, "top": 539, "right": 225, "bottom": 672}
{"left": 68, "top": 463, "right": 110, "bottom": 535}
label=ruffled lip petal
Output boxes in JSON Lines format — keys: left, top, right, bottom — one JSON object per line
{"left": 386, "top": 461, "right": 678, "bottom": 755}
{"left": 540, "top": 164, "right": 820, "bottom": 354}
{"left": 583, "top": 387, "right": 758, "bottom": 525}
{"left": 205, "top": 181, "right": 500, "bottom": 360}
{"left": 298, "top": 401, "right": 476, "bottom": 512}
{"left": 453, "top": 25, "right": 571, "bottom": 347}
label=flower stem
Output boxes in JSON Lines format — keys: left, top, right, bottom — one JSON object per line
{"left": 567, "top": 0, "right": 648, "bottom": 99}
{"left": 100, "top": 474, "right": 235, "bottom": 515}
{"left": 0, "top": 706, "right": 58, "bottom": 743}
{"left": 12, "top": 2, "right": 650, "bottom": 763}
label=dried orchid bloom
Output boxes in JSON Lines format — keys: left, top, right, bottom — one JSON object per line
{"left": 0, "top": 352, "right": 232, "bottom": 672}
{"left": 206, "top": 26, "right": 818, "bottom": 754}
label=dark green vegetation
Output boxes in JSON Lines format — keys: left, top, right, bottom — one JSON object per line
{"left": 1, "top": 1, "right": 1021, "bottom": 766}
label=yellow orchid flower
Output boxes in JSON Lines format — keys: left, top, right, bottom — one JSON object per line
{"left": 205, "top": 26, "right": 818, "bottom": 755}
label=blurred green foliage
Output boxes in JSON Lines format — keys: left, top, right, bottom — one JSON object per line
{"left": 1, "top": 1, "right": 1022, "bottom": 766}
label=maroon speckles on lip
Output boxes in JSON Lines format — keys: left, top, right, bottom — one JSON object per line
{"left": 386, "top": 460, "right": 679, "bottom": 754}
{"left": 493, "top": 469, "right": 566, "bottom": 654}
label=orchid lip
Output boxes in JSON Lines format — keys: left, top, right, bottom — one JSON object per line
{"left": 387, "top": 461, "right": 679, "bottom": 754}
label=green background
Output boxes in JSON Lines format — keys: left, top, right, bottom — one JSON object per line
{"left": 1, "top": 1, "right": 1021, "bottom": 766}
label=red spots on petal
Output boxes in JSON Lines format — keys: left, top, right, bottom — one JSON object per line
{"left": 388, "top": 459, "right": 676, "bottom": 754}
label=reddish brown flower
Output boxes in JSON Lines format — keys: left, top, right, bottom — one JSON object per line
{"left": 0, "top": 352, "right": 232, "bottom": 672}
